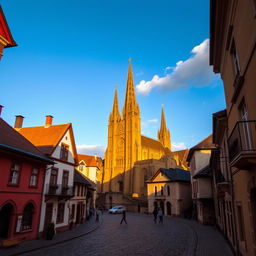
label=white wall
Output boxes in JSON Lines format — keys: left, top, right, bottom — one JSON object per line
{"left": 39, "top": 128, "right": 76, "bottom": 232}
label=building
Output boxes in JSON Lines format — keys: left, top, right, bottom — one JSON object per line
{"left": 102, "top": 61, "right": 188, "bottom": 210}
{"left": 77, "top": 154, "right": 103, "bottom": 193}
{"left": 0, "top": 114, "right": 53, "bottom": 246}
{"left": 147, "top": 168, "right": 191, "bottom": 216}
{"left": 187, "top": 135, "right": 215, "bottom": 224}
{"left": 211, "top": 109, "right": 237, "bottom": 251}
{"left": 70, "top": 170, "right": 93, "bottom": 226}
{"left": 0, "top": 5, "right": 17, "bottom": 60}
{"left": 16, "top": 115, "right": 78, "bottom": 235}
{"left": 210, "top": 0, "right": 256, "bottom": 255}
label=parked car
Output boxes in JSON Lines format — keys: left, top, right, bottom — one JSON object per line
{"left": 108, "top": 205, "right": 126, "bottom": 214}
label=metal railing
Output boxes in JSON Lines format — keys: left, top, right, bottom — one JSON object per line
{"left": 228, "top": 120, "right": 256, "bottom": 162}
{"left": 45, "top": 183, "right": 74, "bottom": 196}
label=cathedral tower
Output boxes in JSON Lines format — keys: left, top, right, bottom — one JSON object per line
{"left": 122, "top": 61, "right": 141, "bottom": 194}
{"left": 158, "top": 106, "right": 171, "bottom": 150}
{"left": 104, "top": 89, "right": 121, "bottom": 192}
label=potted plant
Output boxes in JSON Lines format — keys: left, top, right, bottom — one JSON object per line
{"left": 45, "top": 222, "right": 55, "bottom": 240}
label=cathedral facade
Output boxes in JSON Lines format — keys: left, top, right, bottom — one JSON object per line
{"left": 101, "top": 62, "right": 188, "bottom": 210}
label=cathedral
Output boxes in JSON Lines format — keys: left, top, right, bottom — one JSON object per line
{"left": 101, "top": 62, "right": 188, "bottom": 211}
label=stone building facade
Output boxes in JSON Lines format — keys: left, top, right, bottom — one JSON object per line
{"left": 210, "top": 0, "right": 256, "bottom": 255}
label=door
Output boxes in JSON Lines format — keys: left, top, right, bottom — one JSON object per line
{"left": 76, "top": 204, "right": 81, "bottom": 224}
{"left": 166, "top": 201, "right": 172, "bottom": 215}
{"left": 0, "top": 204, "right": 13, "bottom": 239}
{"left": 44, "top": 203, "right": 53, "bottom": 230}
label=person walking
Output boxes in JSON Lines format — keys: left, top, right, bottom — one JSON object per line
{"left": 153, "top": 207, "right": 158, "bottom": 223}
{"left": 158, "top": 208, "right": 163, "bottom": 224}
{"left": 120, "top": 209, "right": 127, "bottom": 224}
{"left": 95, "top": 208, "right": 100, "bottom": 222}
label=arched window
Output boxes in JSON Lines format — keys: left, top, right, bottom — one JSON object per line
{"left": 161, "top": 186, "right": 164, "bottom": 196}
{"left": 154, "top": 186, "right": 157, "bottom": 196}
{"left": 22, "top": 203, "right": 34, "bottom": 231}
{"left": 167, "top": 185, "right": 170, "bottom": 196}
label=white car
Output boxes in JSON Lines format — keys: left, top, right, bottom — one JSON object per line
{"left": 108, "top": 206, "right": 126, "bottom": 214}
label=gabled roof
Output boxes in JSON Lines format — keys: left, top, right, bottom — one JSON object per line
{"left": 141, "top": 135, "right": 165, "bottom": 152}
{"left": 78, "top": 154, "right": 100, "bottom": 167}
{"left": 0, "top": 6, "right": 17, "bottom": 48}
{"left": 187, "top": 135, "right": 215, "bottom": 163}
{"left": 0, "top": 118, "right": 52, "bottom": 163}
{"left": 148, "top": 168, "right": 191, "bottom": 183}
{"left": 74, "top": 170, "right": 92, "bottom": 186}
{"left": 17, "top": 123, "right": 78, "bottom": 161}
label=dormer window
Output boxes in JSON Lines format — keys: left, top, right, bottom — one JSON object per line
{"left": 60, "top": 144, "right": 69, "bottom": 161}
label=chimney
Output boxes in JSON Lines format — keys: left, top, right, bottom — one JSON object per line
{"left": 45, "top": 115, "right": 53, "bottom": 127}
{"left": 14, "top": 115, "right": 24, "bottom": 129}
{"left": 0, "top": 105, "right": 3, "bottom": 116}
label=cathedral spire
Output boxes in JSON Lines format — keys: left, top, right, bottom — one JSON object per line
{"left": 122, "top": 59, "right": 139, "bottom": 116}
{"left": 109, "top": 89, "right": 121, "bottom": 121}
{"left": 160, "top": 104, "right": 167, "bottom": 132}
{"left": 158, "top": 105, "right": 171, "bottom": 150}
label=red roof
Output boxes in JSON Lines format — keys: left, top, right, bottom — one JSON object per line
{"left": 0, "top": 6, "right": 17, "bottom": 48}
{"left": 0, "top": 118, "right": 48, "bottom": 159}
{"left": 17, "top": 123, "right": 78, "bottom": 162}
{"left": 78, "top": 154, "right": 100, "bottom": 167}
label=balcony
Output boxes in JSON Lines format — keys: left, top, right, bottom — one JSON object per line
{"left": 228, "top": 121, "right": 256, "bottom": 169}
{"left": 45, "top": 184, "right": 74, "bottom": 201}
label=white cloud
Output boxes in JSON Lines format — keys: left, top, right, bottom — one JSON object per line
{"left": 172, "top": 142, "right": 187, "bottom": 151}
{"left": 136, "top": 39, "right": 217, "bottom": 95}
{"left": 147, "top": 119, "right": 158, "bottom": 123}
{"left": 77, "top": 145, "right": 106, "bottom": 157}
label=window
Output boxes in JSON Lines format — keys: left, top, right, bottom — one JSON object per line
{"left": 50, "top": 168, "right": 58, "bottom": 185}
{"left": 29, "top": 168, "right": 39, "bottom": 187}
{"left": 155, "top": 186, "right": 157, "bottom": 196}
{"left": 118, "top": 181, "right": 123, "bottom": 192}
{"left": 9, "top": 163, "right": 21, "bottom": 185}
{"left": 161, "top": 186, "right": 164, "bottom": 196}
{"left": 231, "top": 40, "right": 240, "bottom": 79}
{"left": 60, "top": 144, "right": 69, "bottom": 161}
{"left": 21, "top": 203, "right": 34, "bottom": 231}
{"left": 79, "top": 164, "right": 84, "bottom": 172}
{"left": 56, "top": 203, "right": 65, "bottom": 223}
{"left": 62, "top": 171, "right": 69, "bottom": 187}
{"left": 167, "top": 185, "right": 170, "bottom": 196}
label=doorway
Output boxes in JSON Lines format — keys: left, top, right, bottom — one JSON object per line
{"left": 0, "top": 203, "right": 14, "bottom": 239}
{"left": 166, "top": 201, "right": 172, "bottom": 215}
{"left": 44, "top": 203, "right": 53, "bottom": 230}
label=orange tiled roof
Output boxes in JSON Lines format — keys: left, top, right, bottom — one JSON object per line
{"left": 17, "top": 124, "right": 70, "bottom": 155}
{"left": 78, "top": 154, "right": 99, "bottom": 167}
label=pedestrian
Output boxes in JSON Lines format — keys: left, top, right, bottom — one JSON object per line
{"left": 95, "top": 208, "right": 100, "bottom": 222}
{"left": 153, "top": 207, "right": 158, "bottom": 223}
{"left": 120, "top": 209, "right": 127, "bottom": 224}
{"left": 158, "top": 208, "right": 163, "bottom": 224}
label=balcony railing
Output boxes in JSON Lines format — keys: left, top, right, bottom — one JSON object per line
{"left": 45, "top": 184, "right": 74, "bottom": 197}
{"left": 228, "top": 120, "right": 256, "bottom": 167}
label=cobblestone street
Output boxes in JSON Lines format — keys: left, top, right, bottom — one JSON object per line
{"left": 2, "top": 213, "right": 234, "bottom": 256}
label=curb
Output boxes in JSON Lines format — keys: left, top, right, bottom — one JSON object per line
{"left": 6, "top": 219, "right": 103, "bottom": 256}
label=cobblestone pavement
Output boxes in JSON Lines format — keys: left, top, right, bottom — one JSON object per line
{"left": 1, "top": 213, "right": 234, "bottom": 256}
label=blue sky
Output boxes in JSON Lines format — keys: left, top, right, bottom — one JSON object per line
{"left": 1, "top": 0, "right": 225, "bottom": 156}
